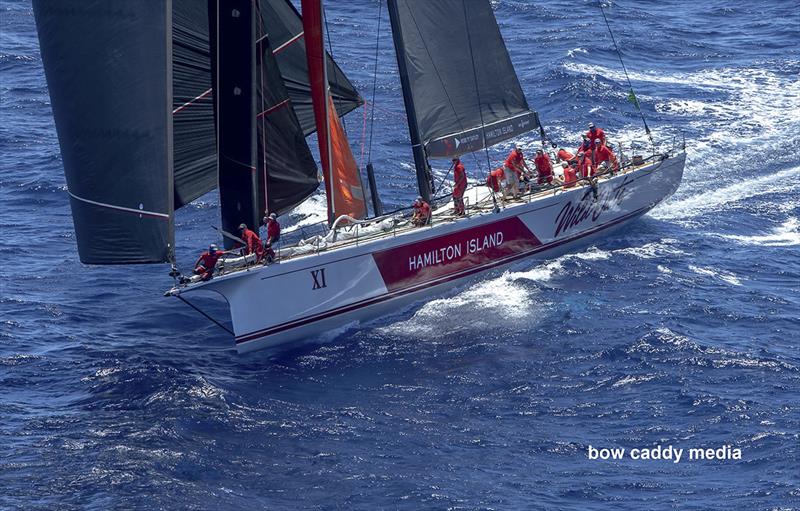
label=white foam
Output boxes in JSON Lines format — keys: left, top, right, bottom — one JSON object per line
{"left": 719, "top": 217, "right": 800, "bottom": 247}
{"left": 688, "top": 265, "right": 742, "bottom": 286}
{"left": 282, "top": 192, "right": 328, "bottom": 232}
{"left": 650, "top": 166, "right": 800, "bottom": 222}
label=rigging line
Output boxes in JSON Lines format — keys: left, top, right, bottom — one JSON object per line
{"left": 256, "top": 0, "right": 269, "bottom": 217}
{"left": 366, "top": 0, "right": 382, "bottom": 164}
{"left": 175, "top": 295, "right": 234, "bottom": 336}
{"left": 462, "top": 1, "right": 492, "bottom": 175}
{"left": 403, "top": 5, "right": 483, "bottom": 176}
{"left": 323, "top": 6, "right": 347, "bottom": 134}
{"left": 598, "top": 3, "right": 653, "bottom": 144}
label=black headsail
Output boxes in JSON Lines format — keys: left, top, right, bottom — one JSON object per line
{"left": 34, "top": 0, "right": 359, "bottom": 263}
{"left": 254, "top": 8, "right": 320, "bottom": 216}
{"left": 261, "top": 0, "right": 363, "bottom": 135}
{"left": 172, "top": 0, "right": 217, "bottom": 210}
{"left": 33, "top": 0, "right": 175, "bottom": 264}
{"left": 388, "top": 0, "right": 539, "bottom": 196}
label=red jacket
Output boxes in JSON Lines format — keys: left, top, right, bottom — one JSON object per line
{"left": 196, "top": 250, "right": 222, "bottom": 270}
{"left": 534, "top": 153, "right": 553, "bottom": 183}
{"left": 586, "top": 127, "right": 606, "bottom": 149}
{"left": 240, "top": 228, "right": 264, "bottom": 257}
{"left": 453, "top": 161, "right": 467, "bottom": 198}
{"left": 592, "top": 144, "right": 618, "bottom": 170}
{"left": 557, "top": 149, "right": 574, "bottom": 162}
{"left": 266, "top": 219, "right": 281, "bottom": 241}
{"left": 413, "top": 201, "right": 431, "bottom": 222}
{"left": 486, "top": 168, "right": 504, "bottom": 192}
{"left": 504, "top": 149, "right": 524, "bottom": 170}
{"left": 576, "top": 153, "right": 593, "bottom": 178}
{"left": 563, "top": 165, "right": 578, "bottom": 188}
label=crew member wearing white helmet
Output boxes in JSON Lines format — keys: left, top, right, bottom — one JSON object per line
{"left": 411, "top": 196, "right": 431, "bottom": 227}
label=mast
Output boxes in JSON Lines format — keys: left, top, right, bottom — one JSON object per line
{"left": 386, "top": 0, "right": 433, "bottom": 202}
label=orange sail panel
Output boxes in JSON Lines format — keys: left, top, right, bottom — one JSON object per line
{"left": 300, "top": 0, "right": 366, "bottom": 224}
{"left": 327, "top": 96, "right": 367, "bottom": 220}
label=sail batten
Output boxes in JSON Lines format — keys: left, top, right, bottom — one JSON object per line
{"left": 388, "top": 0, "right": 538, "bottom": 159}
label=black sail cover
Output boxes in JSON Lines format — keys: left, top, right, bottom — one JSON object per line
{"left": 33, "top": 0, "right": 174, "bottom": 264}
{"left": 261, "top": 0, "right": 363, "bottom": 135}
{"left": 255, "top": 31, "right": 320, "bottom": 216}
{"left": 390, "top": 0, "right": 538, "bottom": 158}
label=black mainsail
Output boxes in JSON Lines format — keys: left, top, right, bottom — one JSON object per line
{"left": 388, "top": 0, "right": 539, "bottom": 197}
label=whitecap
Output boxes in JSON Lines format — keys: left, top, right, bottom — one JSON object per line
{"left": 650, "top": 166, "right": 800, "bottom": 222}
{"left": 718, "top": 217, "right": 800, "bottom": 247}
{"left": 688, "top": 265, "right": 742, "bottom": 286}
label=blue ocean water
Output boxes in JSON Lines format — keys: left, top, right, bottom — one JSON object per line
{"left": 2, "top": 0, "right": 799, "bottom": 508}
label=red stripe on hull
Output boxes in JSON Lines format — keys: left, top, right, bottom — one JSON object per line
{"left": 235, "top": 205, "right": 651, "bottom": 345}
{"left": 373, "top": 216, "right": 541, "bottom": 292}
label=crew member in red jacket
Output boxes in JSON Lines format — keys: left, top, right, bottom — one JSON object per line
{"left": 411, "top": 197, "right": 431, "bottom": 226}
{"left": 264, "top": 213, "right": 281, "bottom": 246}
{"left": 534, "top": 149, "right": 554, "bottom": 185}
{"left": 562, "top": 161, "right": 579, "bottom": 188}
{"left": 592, "top": 140, "right": 618, "bottom": 173}
{"left": 576, "top": 134, "right": 592, "bottom": 155}
{"left": 575, "top": 152, "right": 592, "bottom": 179}
{"left": 452, "top": 157, "right": 467, "bottom": 216}
{"left": 503, "top": 145, "right": 528, "bottom": 198}
{"left": 557, "top": 148, "right": 575, "bottom": 163}
{"left": 486, "top": 167, "right": 504, "bottom": 193}
{"left": 238, "top": 223, "right": 265, "bottom": 262}
{"left": 262, "top": 212, "right": 281, "bottom": 262}
{"left": 193, "top": 244, "right": 225, "bottom": 281}
{"left": 586, "top": 122, "right": 606, "bottom": 149}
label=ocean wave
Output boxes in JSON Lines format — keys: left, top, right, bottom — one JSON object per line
{"left": 717, "top": 217, "right": 800, "bottom": 247}
{"left": 650, "top": 166, "right": 800, "bottom": 222}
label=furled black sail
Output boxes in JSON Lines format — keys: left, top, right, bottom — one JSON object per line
{"left": 33, "top": 0, "right": 174, "bottom": 264}
{"left": 262, "top": 0, "right": 363, "bottom": 135}
{"left": 255, "top": 30, "right": 320, "bottom": 216}
{"left": 388, "top": 0, "right": 538, "bottom": 159}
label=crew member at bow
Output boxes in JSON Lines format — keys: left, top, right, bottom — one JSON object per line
{"left": 193, "top": 244, "right": 226, "bottom": 281}
{"left": 592, "top": 139, "right": 618, "bottom": 173}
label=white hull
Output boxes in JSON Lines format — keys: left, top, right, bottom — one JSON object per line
{"left": 179, "top": 153, "right": 685, "bottom": 353}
